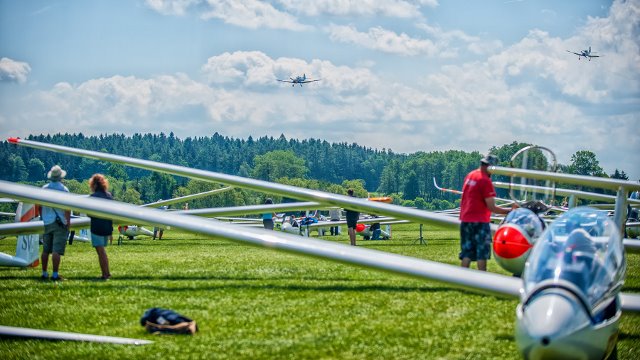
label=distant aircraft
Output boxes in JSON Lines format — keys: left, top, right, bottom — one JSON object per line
{"left": 276, "top": 74, "right": 320, "bottom": 87}
{"left": 117, "top": 225, "right": 154, "bottom": 240}
{"left": 566, "top": 46, "right": 600, "bottom": 61}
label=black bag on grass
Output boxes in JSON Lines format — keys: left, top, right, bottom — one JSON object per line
{"left": 140, "top": 307, "right": 198, "bottom": 335}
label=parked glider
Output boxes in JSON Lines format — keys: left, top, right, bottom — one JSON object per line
{"left": 0, "top": 202, "right": 321, "bottom": 240}
{"left": 6, "top": 138, "right": 640, "bottom": 359}
{"left": 1, "top": 180, "right": 639, "bottom": 360}
{"left": 434, "top": 177, "right": 515, "bottom": 205}
{"left": 120, "top": 186, "right": 234, "bottom": 240}
{"left": 141, "top": 186, "right": 233, "bottom": 208}
{"left": 567, "top": 46, "right": 600, "bottom": 61}
{"left": 276, "top": 74, "right": 320, "bottom": 87}
{"left": 0, "top": 186, "right": 235, "bottom": 261}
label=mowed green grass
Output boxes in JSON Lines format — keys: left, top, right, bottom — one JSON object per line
{"left": 1, "top": 223, "right": 639, "bottom": 359}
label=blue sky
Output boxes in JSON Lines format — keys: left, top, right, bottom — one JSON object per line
{"left": 1, "top": 0, "right": 638, "bottom": 180}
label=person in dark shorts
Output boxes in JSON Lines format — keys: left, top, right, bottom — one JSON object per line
{"left": 345, "top": 189, "right": 360, "bottom": 246}
{"left": 459, "top": 155, "right": 515, "bottom": 271}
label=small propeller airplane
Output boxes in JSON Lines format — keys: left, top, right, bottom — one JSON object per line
{"left": 276, "top": 74, "right": 320, "bottom": 87}
{"left": 566, "top": 46, "right": 600, "bottom": 61}
{"left": 4, "top": 137, "right": 640, "bottom": 359}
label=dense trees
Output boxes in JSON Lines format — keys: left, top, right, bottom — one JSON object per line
{"left": 0, "top": 133, "right": 630, "bottom": 208}
{"left": 568, "top": 150, "right": 605, "bottom": 177}
{"left": 252, "top": 150, "right": 308, "bottom": 181}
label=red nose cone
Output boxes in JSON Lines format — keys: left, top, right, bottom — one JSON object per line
{"left": 493, "top": 225, "right": 532, "bottom": 259}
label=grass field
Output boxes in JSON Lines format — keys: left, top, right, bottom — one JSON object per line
{"left": 1, "top": 223, "right": 639, "bottom": 359}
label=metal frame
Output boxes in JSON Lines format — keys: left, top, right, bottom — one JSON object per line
{"left": 489, "top": 166, "right": 640, "bottom": 234}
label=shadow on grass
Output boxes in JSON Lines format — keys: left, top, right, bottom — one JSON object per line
{"left": 621, "top": 286, "right": 640, "bottom": 292}
{"left": 619, "top": 332, "right": 640, "bottom": 341}
{"left": 0, "top": 275, "right": 490, "bottom": 299}
{"left": 1, "top": 272, "right": 520, "bottom": 301}
{"left": 114, "top": 240, "right": 245, "bottom": 247}
{"left": 494, "top": 333, "right": 514, "bottom": 341}
{"left": 83, "top": 276, "right": 520, "bottom": 298}
{"left": 108, "top": 282, "right": 476, "bottom": 295}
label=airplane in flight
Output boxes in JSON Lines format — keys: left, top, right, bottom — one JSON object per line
{"left": 5, "top": 137, "right": 640, "bottom": 359}
{"left": 566, "top": 46, "right": 600, "bottom": 61}
{"left": 276, "top": 74, "right": 320, "bottom": 87}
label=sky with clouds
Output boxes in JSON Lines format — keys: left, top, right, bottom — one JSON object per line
{"left": 0, "top": 0, "right": 638, "bottom": 180}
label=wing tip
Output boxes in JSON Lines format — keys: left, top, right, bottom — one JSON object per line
{"left": 7, "top": 137, "right": 20, "bottom": 144}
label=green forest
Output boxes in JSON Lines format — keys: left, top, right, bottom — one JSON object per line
{"left": 0, "top": 132, "right": 631, "bottom": 210}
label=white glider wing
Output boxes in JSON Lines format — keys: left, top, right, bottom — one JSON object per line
{"left": 0, "top": 180, "right": 521, "bottom": 298}
{"left": 7, "top": 139, "right": 461, "bottom": 230}
{"left": 141, "top": 187, "right": 233, "bottom": 208}
{"left": 0, "top": 325, "right": 151, "bottom": 345}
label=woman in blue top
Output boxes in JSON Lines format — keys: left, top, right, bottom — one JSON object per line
{"left": 262, "top": 198, "right": 276, "bottom": 230}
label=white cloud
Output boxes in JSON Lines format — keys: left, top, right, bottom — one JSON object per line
{"left": 3, "top": 1, "right": 638, "bottom": 179}
{"left": 278, "top": 0, "right": 437, "bottom": 18}
{"left": 201, "top": 50, "right": 373, "bottom": 96}
{"left": 416, "top": 22, "right": 504, "bottom": 57}
{"left": 0, "top": 57, "right": 31, "bottom": 84}
{"left": 144, "top": 0, "right": 199, "bottom": 15}
{"left": 486, "top": 0, "right": 640, "bottom": 103}
{"left": 201, "top": 0, "right": 310, "bottom": 30}
{"left": 326, "top": 24, "right": 438, "bottom": 56}
{"left": 145, "top": 0, "right": 309, "bottom": 30}
{"left": 5, "top": 74, "right": 215, "bottom": 135}
{"left": 326, "top": 22, "right": 502, "bottom": 58}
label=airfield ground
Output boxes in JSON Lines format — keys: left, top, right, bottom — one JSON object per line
{"left": 1, "top": 223, "right": 639, "bottom": 359}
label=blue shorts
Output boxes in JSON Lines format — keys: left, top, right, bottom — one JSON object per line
{"left": 459, "top": 222, "right": 492, "bottom": 261}
{"left": 91, "top": 233, "right": 110, "bottom": 247}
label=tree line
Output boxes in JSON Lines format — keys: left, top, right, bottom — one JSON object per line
{"left": 0, "top": 132, "right": 631, "bottom": 211}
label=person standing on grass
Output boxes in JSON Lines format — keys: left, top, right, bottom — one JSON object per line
{"left": 459, "top": 155, "right": 516, "bottom": 271}
{"left": 89, "top": 174, "right": 113, "bottom": 280}
{"left": 39, "top": 165, "right": 71, "bottom": 282}
{"left": 262, "top": 198, "right": 276, "bottom": 230}
{"left": 329, "top": 207, "right": 341, "bottom": 236}
{"left": 345, "top": 189, "right": 360, "bottom": 246}
{"left": 153, "top": 203, "right": 167, "bottom": 240}
{"left": 40, "top": 165, "right": 71, "bottom": 281}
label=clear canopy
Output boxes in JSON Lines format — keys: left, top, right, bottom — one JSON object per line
{"left": 522, "top": 207, "right": 625, "bottom": 309}
{"left": 503, "top": 208, "right": 544, "bottom": 241}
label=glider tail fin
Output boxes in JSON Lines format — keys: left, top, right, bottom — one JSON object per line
{"left": 0, "top": 202, "right": 40, "bottom": 267}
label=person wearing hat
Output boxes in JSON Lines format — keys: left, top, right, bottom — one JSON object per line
{"left": 39, "top": 165, "right": 71, "bottom": 281}
{"left": 458, "top": 154, "right": 516, "bottom": 271}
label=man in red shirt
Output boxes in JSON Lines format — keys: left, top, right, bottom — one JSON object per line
{"left": 459, "top": 155, "right": 515, "bottom": 271}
